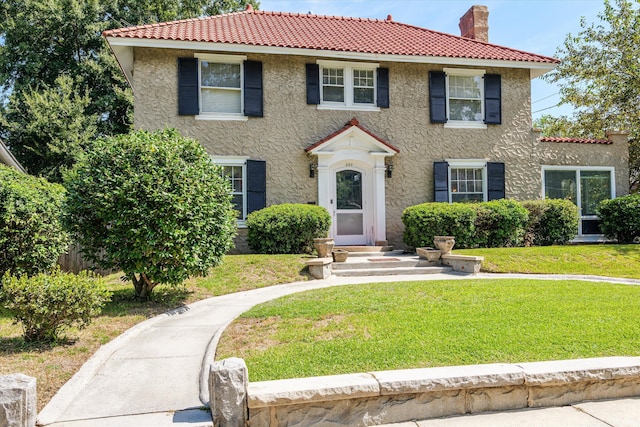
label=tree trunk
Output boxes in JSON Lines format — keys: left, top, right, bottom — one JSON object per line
{"left": 132, "top": 273, "right": 157, "bottom": 300}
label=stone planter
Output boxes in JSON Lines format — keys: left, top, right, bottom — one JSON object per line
{"left": 416, "top": 247, "right": 441, "bottom": 262}
{"left": 433, "top": 236, "right": 455, "bottom": 255}
{"left": 332, "top": 249, "right": 348, "bottom": 262}
{"left": 313, "top": 238, "right": 335, "bottom": 258}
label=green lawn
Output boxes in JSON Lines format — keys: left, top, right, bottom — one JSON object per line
{"left": 217, "top": 278, "right": 640, "bottom": 381}
{"left": 460, "top": 244, "right": 640, "bottom": 278}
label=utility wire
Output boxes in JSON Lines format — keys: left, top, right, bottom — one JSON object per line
{"left": 532, "top": 104, "right": 561, "bottom": 114}
{"left": 532, "top": 92, "right": 559, "bottom": 104}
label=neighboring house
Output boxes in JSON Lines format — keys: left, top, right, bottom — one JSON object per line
{"left": 103, "top": 5, "right": 629, "bottom": 250}
{"left": 0, "top": 138, "right": 25, "bottom": 173}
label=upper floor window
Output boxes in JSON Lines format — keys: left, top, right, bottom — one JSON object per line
{"left": 196, "top": 54, "right": 245, "bottom": 118}
{"left": 306, "top": 61, "right": 389, "bottom": 110}
{"left": 447, "top": 71, "right": 483, "bottom": 123}
{"left": 319, "top": 61, "right": 378, "bottom": 109}
{"left": 178, "top": 55, "right": 263, "bottom": 120}
{"left": 429, "top": 69, "right": 501, "bottom": 128}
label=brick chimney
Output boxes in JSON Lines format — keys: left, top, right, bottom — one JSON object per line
{"left": 459, "top": 5, "right": 489, "bottom": 42}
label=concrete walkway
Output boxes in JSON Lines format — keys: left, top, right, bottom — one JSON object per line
{"left": 37, "top": 272, "right": 640, "bottom": 427}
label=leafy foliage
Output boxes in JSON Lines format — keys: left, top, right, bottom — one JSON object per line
{"left": 0, "top": 75, "right": 98, "bottom": 182}
{"left": 0, "top": 0, "right": 259, "bottom": 178}
{"left": 521, "top": 199, "right": 579, "bottom": 246}
{"left": 402, "top": 203, "right": 477, "bottom": 249}
{"left": 0, "top": 268, "right": 111, "bottom": 342}
{"left": 63, "top": 128, "right": 237, "bottom": 299}
{"left": 541, "top": 0, "right": 640, "bottom": 191}
{"left": 246, "top": 204, "right": 331, "bottom": 254}
{"left": 0, "top": 165, "right": 69, "bottom": 276}
{"left": 471, "top": 199, "right": 529, "bottom": 248}
{"left": 597, "top": 194, "right": 640, "bottom": 243}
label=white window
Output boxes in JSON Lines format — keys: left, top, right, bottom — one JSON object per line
{"left": 542, "top": 166, "right": 615, "bottom": 235}
{"left": 212, "top": 157, "right": 248, "bottom": 223}
{"left": 195, "top": 53, "right": 246, "bottom": 120}
{"left": 318, "top": 60, "right": 379, "bottom": 111}
{"left": 444, "top": 68, "right": 485, "bottom": 129}
{"left": 448, "top": 160, "right": 488, "bottom": 202}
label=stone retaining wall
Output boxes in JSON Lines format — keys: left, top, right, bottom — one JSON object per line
{"left": 210, "top": 356, "right": 640, "bottom": 426}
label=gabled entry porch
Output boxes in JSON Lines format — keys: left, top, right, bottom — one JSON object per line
{"left": 306, "top": 119, "right": 399, "bottom": 246}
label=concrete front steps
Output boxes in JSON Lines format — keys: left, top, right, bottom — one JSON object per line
{"left": 331, "top": 247, "right": 452, "bottom": 277}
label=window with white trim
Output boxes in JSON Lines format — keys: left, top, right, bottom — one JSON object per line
{"left": 318, "top": 60, "right": 378, "bottom": 110}
{"left": 444, "top": 68, "right": 485, "bottom": 128}
{"left": 196, "top": 54, "right": 245, "bottom": 119}
{"left": 542, "top": 166, "right": 615, "bottom": 235}
{"left": 212, "top": 157, "right": 248, "bottom": 222}
{"left": 448, "top": 160, "right": 487, "bottom": 202}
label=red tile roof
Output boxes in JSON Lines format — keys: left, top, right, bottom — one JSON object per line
{"left": 540, "top": 136, "right": 613, "bottom": 145}
{"left": 103, "top": 9, "right": 558, "bottom": 64}
{"left": 306, "top": 118, "right": 400, "bottom": 153}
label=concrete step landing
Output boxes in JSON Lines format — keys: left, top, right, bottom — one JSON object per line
{"left": 330, "top": 247, "right": 452, "bottom": 277}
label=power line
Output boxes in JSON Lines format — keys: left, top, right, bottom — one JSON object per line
{"left": 532, "top": 92, "right": 559, "bottom": 104}
{"left": 532, "top": 104, "right": 561, "bottom": 114}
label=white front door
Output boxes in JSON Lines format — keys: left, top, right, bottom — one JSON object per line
{"left": 333, "top": 168, "right": 369, "bottom": 245}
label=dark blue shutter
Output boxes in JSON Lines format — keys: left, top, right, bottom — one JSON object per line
{"left": 484, "top": 74, "right": 501, "bottom": 124}
{"left": 244, "top": 60, "right": 263, "bottom": 117}
{"left": 178, "top": 58, "right": 199, "bottom": 115}
{"left": 377, "top": 68, "right": 389, "bottom": 108}
{"left": 434, "top": 161, "right": 449, "bottom": 202}
{"left": 246, "top": 160, "right": 266, "bottom": 214}
{"left": 487, "top": 162, "right": 505, "bottom": 200}
{"left": 306, "top": 64, "right": 320, "bottom": 105}
{"left": 429, "top": 71, "right": 447, "bottom": 123}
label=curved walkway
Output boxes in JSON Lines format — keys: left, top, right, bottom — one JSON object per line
{"left": 37, "top": 272, "right": 640, "bottom": 426}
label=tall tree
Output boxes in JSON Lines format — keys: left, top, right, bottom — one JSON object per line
{"left": 0, "top": 75, "right": 98, "bottom": 182}
{"left": 0, "top": 0, "right": 259, "bottom": 180}
{"left": 542, "top": 0, "right": 640, "bottom": 191}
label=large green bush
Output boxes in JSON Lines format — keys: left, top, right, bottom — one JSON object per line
{"left": 472, "top": 199, "right": 529, "bottom": 248}
{"left": 0, "top": 268, "right": 111, "bottom": 342}
{"left": 0, "top": 165, "right": 69, "bottom": 276}
{"left": 64, "top": 128, "right": 237, "bottom": 299}
{"left": 597, "top": 194, "right": 640, "bottom": 243}
{"left": 402, "top": 203, "right": 477, "bottom": 249}
{"left": 246, "top": 204, "right": 331, "bottom": 254}
{"left": 521, "top": 199, "right": 579, "bottom": 246}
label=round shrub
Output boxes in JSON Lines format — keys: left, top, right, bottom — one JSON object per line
{"left": 246, "top": 204, "right": 331, "bottom": 254}
{"left": 0, "top": 268, "right": 112, "bottom": 342}
{"left": 521, "top": 199, "right": 579, "bottom": 246}
{"left": 597, "top": 194, "right": 640, "bottom": 243}
{"left": 0, "top": 165, "right": 69, "bottom": 277}
{"left": 472, "top": 199, "right": 529, "bottom": 248}
{"left": 402, "top": 203, "right": 476, "bottom": 249}
{"left": 63, "top": 128, "right": 237, "bottom": 299}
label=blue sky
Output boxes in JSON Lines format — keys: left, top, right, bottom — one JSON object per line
{"left": 259, "top": 0, "right": 607, "bottom": 121}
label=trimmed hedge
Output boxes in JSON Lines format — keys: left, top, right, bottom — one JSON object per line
{"left": 521, "top": 199, "right": 579, "bottom": 246}
{"left": 472, "top": 199, "right": 529, "bottom": 248}
{"left": 247, "top": 204, "right": 331, "bottom": 254}
{"left": 403, "top": 199, "right": 578, "bottom": 249}
{"left": 0, "top": 165, "right": 69, "bottom": 277}
{"left": 597, "top": 194, "right": 640, "bottom": 243}
{"left": 0, "top": 268, "right": 111, "bottom": 342}
{"left": 402, "top": 203, "right": 476, "bottom": 249}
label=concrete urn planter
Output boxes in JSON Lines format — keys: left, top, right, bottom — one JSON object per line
{"left": 313, "top": 238, "right": 335, "bottom": 258}
{"left": 332, "top": 249, "right": 348, "bottom": 262}
{"left": 416, "top": 247, "right": 442, "bottom": 262}
{"left": 433, "top": 236, "right": 456, "bottom": 255}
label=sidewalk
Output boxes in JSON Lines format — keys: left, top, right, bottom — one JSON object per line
{"left": 37, "top": 272, "right": 640, "bottom": 426}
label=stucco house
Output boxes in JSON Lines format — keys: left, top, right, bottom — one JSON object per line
{"left": 103, "top": 5, "right": 629, "bottom": 251}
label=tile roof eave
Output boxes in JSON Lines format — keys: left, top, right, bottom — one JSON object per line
{"left": 104, "top": 36, "right": 559, "bottom": 73}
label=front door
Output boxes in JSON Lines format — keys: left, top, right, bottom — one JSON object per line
{"left": 333, "top": 169, "right": 367, "bottom": 245}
